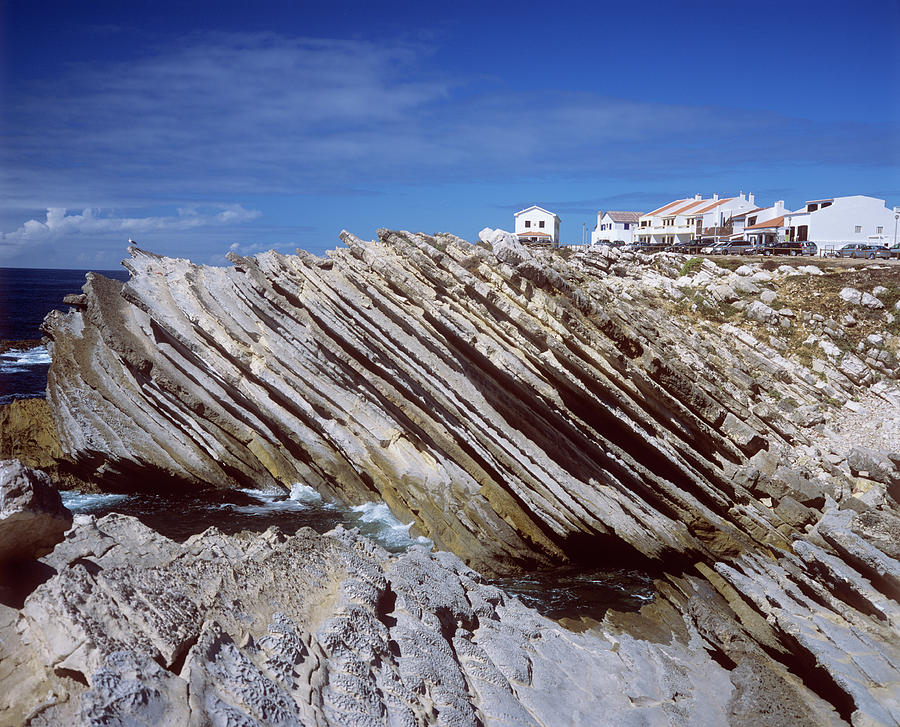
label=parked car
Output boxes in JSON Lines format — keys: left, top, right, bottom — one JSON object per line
{"left": 765, "top": 241, "right": 808, "bottom": 256}
{"left": 701, "top": 241, "right": 729, "bottom": 254}
{"left": 801, "top": 241, "right": 817, "bottom": 256}
{"left": 635, "top": 241, "right": 668, "bottom": 254}
{"left": 887, "top": 243, "right": 900, "bottom": 259}
{"left": 718, "top": 240, "right": 753, "bottom": 255}
{"left": 835, "top": 243, "right": 890, "bottom": 259}
{"left": 744, "top": 241, "right": 768, "bottom": 255}
{"left": 667, "top": 240, "right": 705, "bottom": 254}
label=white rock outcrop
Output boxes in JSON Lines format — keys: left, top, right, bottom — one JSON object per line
{"left": 0, "top": 459, "right": 71, "bottom": 565}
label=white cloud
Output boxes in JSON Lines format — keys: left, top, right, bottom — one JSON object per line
{"left": 1, "top": 28, "right": 895, "bottom": 255}
{"left": 1, "top": 204, "right": 261, "bottom": 244}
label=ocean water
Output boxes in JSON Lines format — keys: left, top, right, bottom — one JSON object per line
{"left": 4, "top": 267, "right": 654, "bottom": 621}
{"left": 0, "top": 266, "right": 130, "bottom": 404}
{"left": 60, "top": 486, "right": 433, "bottom": 554}
{"left": 60, "top": 484, "right": 654, "bottom": 619}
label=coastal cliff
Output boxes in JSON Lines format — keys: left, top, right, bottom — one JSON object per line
{"left": 4, "top": 231, "right": 897, "bottom": 724}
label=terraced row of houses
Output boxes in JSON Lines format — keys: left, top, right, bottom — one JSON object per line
{"left": 514, "top": 194, "right": 899, "bottom": 252}
{"left": 621, "top": 194, "right": 899, "bottom": 252}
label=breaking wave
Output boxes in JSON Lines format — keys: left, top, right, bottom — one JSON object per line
{"left": 60, "top": 491, "right": 132, "bottom": 512}
{"left": 0, "top": 345, "right": 51, "bottom": 374}
{"left": 349, "top": 501, "right": 433, "bottom": 552}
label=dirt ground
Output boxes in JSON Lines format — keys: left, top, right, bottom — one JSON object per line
{"left": 679, "top": 256, "right": 900, "bottom": 352}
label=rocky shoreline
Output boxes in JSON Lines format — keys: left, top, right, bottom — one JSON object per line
{"left": 1, "top": 230, "right": 898, "bottom": 725}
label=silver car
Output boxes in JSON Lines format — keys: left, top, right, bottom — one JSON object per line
{"left": 836, "top": 243, "right": 890, "bottom": 259}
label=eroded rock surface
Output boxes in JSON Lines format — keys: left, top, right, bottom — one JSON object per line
{"left": 31, "top": 233, "right": 900, "bottom": 724}
{"left": 0, "top": 514, "right": 855, "bottom": 727}
{"left": 0, "top": 459, "right": 71, "bottom": 565}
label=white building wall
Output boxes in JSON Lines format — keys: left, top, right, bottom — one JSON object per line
{"left": 592, "top": 213, "right": 636, "bottom": 244}
{"left": 787, "top": 196, "right": 899, "bottom": 251}
{"left": 514, "top": 207, "right": 560, "bottom": 243}
{"left": 702, "top": 194, "right": 757, "bottom": 229}
{"left": 636, "top": 193, "right": 760, "bottom": 245}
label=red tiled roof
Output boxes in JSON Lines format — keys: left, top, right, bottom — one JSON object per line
{"left": 663, "top": 199, "right": 708, "bottom": 216}
{"left": 646, "top": 198, "right": 691, "bottom": 217}
{"left": 693, "top": 197, "right": 734, "bottom": 214}
{"left": 745, "top": 215, "right": 785, "bottom": 230}
{"left": 516, "top": 230, "right": 552, "bottom": 237}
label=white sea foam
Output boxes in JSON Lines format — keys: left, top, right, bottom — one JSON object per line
{"left": 0, "top": 344, "right": 51, "bottom": 373}
{"left": 60, "top": 491, "right": 131, "bottom": 512}
{"left": 289, "top": 483, "right": 324, "bottom": 504}
{"left": 222, "top": 485, "right": 333, "bottom": 515}
{"left": 350, "top": 502, "right": 433, "bottom": 552}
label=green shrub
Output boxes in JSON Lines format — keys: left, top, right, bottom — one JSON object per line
{"left": 679, "top": 257, "right": 703, "bottom": 276}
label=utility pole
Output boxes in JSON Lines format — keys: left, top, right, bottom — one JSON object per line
{"left": 582, "top": 222, "right": 586, "bottom": 246}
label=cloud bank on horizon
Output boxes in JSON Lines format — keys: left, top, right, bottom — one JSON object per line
{"left": 1, "top": 1, "right": 897, "bottom": 268}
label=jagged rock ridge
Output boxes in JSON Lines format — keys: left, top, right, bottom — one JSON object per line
{"left": 34, "top": 231, "right": 900, "bottom": 724}
{"left": 44, "top": 232, "right": 811, "bottom": 570}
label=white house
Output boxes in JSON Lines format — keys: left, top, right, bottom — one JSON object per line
{"left": 742, "top": 201, "right": 791, "bottom": 245}
{"left": 784, "top": 196, "right": 900, "bottom": 252}
{"left": 591, "top": 211, "right": 641, "bottom": 245}
{"left": 514, "top": 206, "right": 561, "bottom": 245}
{"left": 636, "top": 193, "right": 759, "bottom": 245}
{"left": 729, "top": 205, "right": 768, "bottom": 238}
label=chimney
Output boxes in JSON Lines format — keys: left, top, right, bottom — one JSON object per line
{"left": 713, "top": 193, "right": 719, "bottom": 201}
{"left": 774, "top": 200, "right": 785, "bottom": 216}
{"left": 748, "top": 193, "right": 755, "bottom": 205}
{"left": 739, "top": 191, "right": 745, "bottom": 201}
{"left": 695, "top": 194, "right": 702, "bottom": 201}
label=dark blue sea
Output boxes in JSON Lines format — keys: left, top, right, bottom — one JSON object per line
{"left": 0, "top": 268, "right": 654, "bottom": 620}
{"left": 0, "top": 266, "right": 130, "bottom": 405}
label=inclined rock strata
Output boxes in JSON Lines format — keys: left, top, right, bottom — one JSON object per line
{"left": 0, "top": 398, "right": 94, "bottom": 490}
{"left": 30, "top": 231, "right": 900, "bottom": 724}
{"left": 0, "top": 512, "right": 847, "bottom": 727}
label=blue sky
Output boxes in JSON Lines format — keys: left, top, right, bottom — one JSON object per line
{"left": 1, "top": 0, "right": 898, "bottom": 269}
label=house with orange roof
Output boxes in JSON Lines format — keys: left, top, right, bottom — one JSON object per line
{"left": 743, "top": 201, "right": 791, "bottom": 246}
{"left": 635, "top": 193, "right": 759, "bottom": 246}
{"left": 514, "top": 205, "right": 561, "bottom": 245}
{"left": 732, "top": 199, "right": 790, "bottom": 243}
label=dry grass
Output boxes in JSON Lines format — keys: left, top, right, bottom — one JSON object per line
{"left": 666, "top": 261, "right": 899, "bottom": 360}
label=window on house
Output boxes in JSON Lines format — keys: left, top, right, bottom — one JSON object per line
{"left": 808, "top": 204, "right": 818, "bottom": 212}
{"left": 877, "top": 226, "right": 884, "bottom": 234}
{"left": 623, "top": 223, "right": 629, "bottom": 230}
{"left": 525, "top": 220, "right": 531, "bottom": 228}
{"left": 821, "top": 202, "right": 832, "bottom": 208}
{"left": 748, "top": 216, "right": 757, "bottom": 226}
{"left": 854, "top": 225, "right": 862, "bottom": 233}
{"left": 539, "top": 220, "right": 545, "bottom": 228}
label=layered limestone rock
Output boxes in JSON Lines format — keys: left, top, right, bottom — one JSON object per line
{"left": 0, "top": 398, "right": 93, "bottom": 490}
{"left": 34, "top": 232, "right": 900, "bottom": 724}
{"left": 43, "top": 234, "right": 809, "bottom": 571}
{"left": 0, "top": 459, "right": 71, "bottom": 565}
{"left": 1, "top": 514, "right": 846, "bottom": 727}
